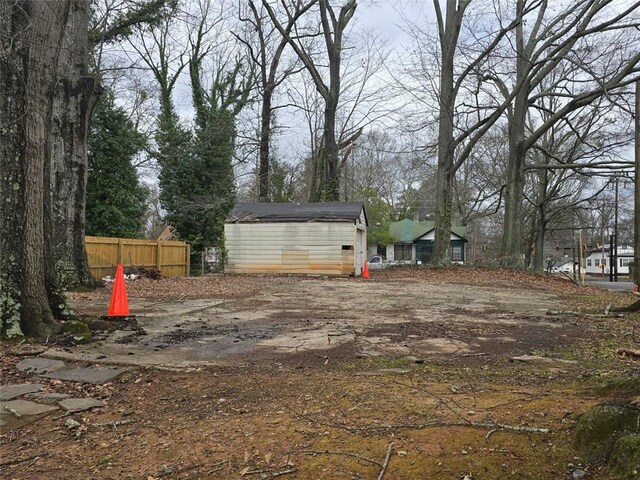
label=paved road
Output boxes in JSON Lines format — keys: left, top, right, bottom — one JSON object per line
{"left": 585, "top": 279, "right": 634, "bottom": 291}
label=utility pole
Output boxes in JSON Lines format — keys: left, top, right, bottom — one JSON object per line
{"left": 579, "top": 229, "right": 585, "bottom": 285}
{"left": 614, "top": 176, "right": 619, "bottom": 282}
{"left": 610, "top": 234, "right": 614, "bottom": 282}
{"left": 635, "top": 79, "right": 639, "bottom": 288}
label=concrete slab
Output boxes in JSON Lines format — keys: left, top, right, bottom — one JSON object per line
{"left": 42, "top": 366, "right": 128, "bottom": 385}
{"left": 0, "top": 384, "right": 44, "bottom": 401}
{"left": 26, "top": 392, "right": 70, "bottom": 405}
{"left": 1, "top": 399, "right": 59, "bottom": 416}
{"left": 0, "top": 399, "right": 58, "bottom": 431}
{"left": 16, "top": 358, "right": 66, "bottom": 374}
{"left": 59, "top": 398, "right": 105, "bottom": 413}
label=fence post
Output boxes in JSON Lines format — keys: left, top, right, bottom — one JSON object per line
{"left": 117, "top": 239, "right": 123, "bottom": 265}
{"left": 186, "top": 244, "right": 191, "bottom": 276}
{"left": 156, "top": 241, "right": 162, "bottom": 273}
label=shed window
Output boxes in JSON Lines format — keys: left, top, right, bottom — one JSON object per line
{"left": 451, "top": 246, "right": 463, "bottom": 262}
{"left": 342, "top": 245, "right": 353, "bottom": 250}
{"left": 394, "top": 244, "right": 412, "bottom": 261}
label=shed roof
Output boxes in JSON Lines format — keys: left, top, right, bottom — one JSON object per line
{"left": 389, "top": 218, "right": 467, "bottom": 243}
{"left": 227, "top": 201, "right": 367, "bottom": 224}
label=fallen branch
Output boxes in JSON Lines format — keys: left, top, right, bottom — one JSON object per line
{"left": 91, "top": 419, "right": 135, "bottom": 428}
{"left": 157, "top": 464, "right": 201, "bottom": 478}
{"left": 608, "top": 300, "right": 640, "bottom": 313}
{"left": 342, "top": 421, "right": 550, "bottom": 435}
{"left": 271, "top": 468, "right": 297, "bottom": 478}
{"left": 377, "top": 443, "right": 394, "bottom": 480}
{"left": 285, "top": 449, "right": 382, "bottom": 467}
{"left": 617, "top": 348, "right": 640, "bottom": 358}
{"left": 240, "top": 467, "right": 296, "bottom": 477}
{"left": 485, "top": 428, "right": 498, "bottom": 441}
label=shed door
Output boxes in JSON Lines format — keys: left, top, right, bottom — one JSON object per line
{"left": 356, "top": 229, "right": 365, "bottom": 276}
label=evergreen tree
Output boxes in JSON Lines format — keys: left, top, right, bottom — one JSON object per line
{"left": 86, "top": 92, "right": 148, "bottom": 238}
{"left": 156, "top": 55, "right": 252, "bottom": 254}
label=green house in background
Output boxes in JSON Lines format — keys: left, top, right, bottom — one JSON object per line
{"left": 371, "top": 218, "right": 468, "bottom": 264}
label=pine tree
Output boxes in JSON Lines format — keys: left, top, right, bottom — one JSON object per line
{"left": 86, "top": 92, "right": 148, "bottom": 238}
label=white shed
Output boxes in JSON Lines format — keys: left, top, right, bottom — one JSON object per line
{"left": 224, "top": 202, "right": 367, "bottom": 276}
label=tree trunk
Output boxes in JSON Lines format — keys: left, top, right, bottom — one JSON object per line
{"left": 0, "top": 0, "right": 71, "bottom": 338}
{"left": 533, "top": 217, "right": 546, "bottom": 273}
{"left": 50, "top": 0, "right": 97, "bottom": 289}
{"left": 501, "top": 2, "right": 528, "bottom": 268}
{"left": 432, "top": 0, "right": 463, "bottom": 266}
{"left": 0, "top": 1, "right": 30, "bottom": 337}
{"left": 323, "top": 95, "right": 340, "bottom": 201}
{"left": 533, "top": 169, "right": 548, "bottom": 274}
{"left": 258, "top": 87, "right": 273, "bottom": 202}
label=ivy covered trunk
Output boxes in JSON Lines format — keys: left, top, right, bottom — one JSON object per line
{"left": 50, "top": 0, "right": 97, "bottom": 289}
{"left": 0, "top": 0, "right": 70, "bottom": 338}
{"left": 322, "top": 95, "right": 340, "bottom": 202}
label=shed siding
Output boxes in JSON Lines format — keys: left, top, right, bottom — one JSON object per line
{"left": 225, "top": 222, "right": 356, "bottom": 275}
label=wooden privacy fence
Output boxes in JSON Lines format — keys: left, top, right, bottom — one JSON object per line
{"left": 86, "top": 236, "right": 190, "bottom": 280}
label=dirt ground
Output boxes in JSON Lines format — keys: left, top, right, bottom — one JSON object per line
{"left": 1, "top": 268, "right": 639, "bottom": 479}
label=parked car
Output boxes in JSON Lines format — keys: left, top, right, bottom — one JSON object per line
{"left": 368, "top": 255, "right": 386, "bottom": 270}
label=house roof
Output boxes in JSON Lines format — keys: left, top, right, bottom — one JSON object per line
{"left": 227, "top": 201, "right": 367, "bottom": 224}
{"left": 389, "top": 218, "right": 467, "bottom": 243}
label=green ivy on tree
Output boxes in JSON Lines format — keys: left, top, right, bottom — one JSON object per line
{"left": 86, "top": 91, "right": 148, "bottom": 238}
{"left": 156, "top": 55, "right": 252, "bottom": 255}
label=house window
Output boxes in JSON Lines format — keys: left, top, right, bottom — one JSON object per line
{"left": 394, "top": 244, "right": 412, "bottom": 261}
{"left": 621, "top": 258, "right": 631, "bottom": 267}
{"left": 451, "top": 246, "right": 463, "bottom": 262}
{"left": 377, "top": 245, "right": 386, "bottom": 257}
{"left": 595, "top": 259, "right": 600, "bottom": 267}
{"left": 602, "top": 259, "right": 607, "bottom": 266}
{"left": 587, "top": 259, "right": 592, "bottom": 267}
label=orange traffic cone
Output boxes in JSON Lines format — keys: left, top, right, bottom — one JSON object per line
{"left": 363, "top": 260, "right": 369, "bottom": 279}
{"left": 107, "top": 264, "right": 130, "bottom": 317}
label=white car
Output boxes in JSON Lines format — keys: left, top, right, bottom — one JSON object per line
{"left": 368, "top": 256, "right": 386, "bottom": 270}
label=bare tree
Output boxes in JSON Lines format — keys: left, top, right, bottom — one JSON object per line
{"left": 236, "top": 0, "right": 314, "bottom": 201}
{"left": 496, "top": 0, "right": 640, "bottom": 267}
{"left": 425, "top": 0, "right": 539, "bottom": 265}
{"left": 262, "top": 0, "right": 357, "bottom": 201}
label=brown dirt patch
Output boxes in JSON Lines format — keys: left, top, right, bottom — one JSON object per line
{"left": 4, "top": 268, "right": 640, "bottom": 479}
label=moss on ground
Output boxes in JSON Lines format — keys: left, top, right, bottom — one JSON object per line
{"left": 61, "top": 319, "right": 93, "bottom": 344}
